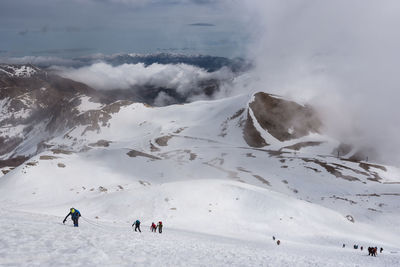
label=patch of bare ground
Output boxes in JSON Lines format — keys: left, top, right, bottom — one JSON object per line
{"left": 149, "top": 142, "right": 160, "bottom": 152}
{"left": 57, "top": 163, "right": 66, "bottom": 168}
{"left": 139, "top": 180, "right": 151, "bottom": 186}
{"left": 290, "top": 188, "right": 298, "bottom": 194}
{"left": 158, "top": 149, "right": 197, "bottom": 162}
{"left": 0, "top": 156, "right": 28, "bottom": 168}
{"left": 51, "top": 149, "right": 73, "bottom": 155}
{"left": 281, "top": 141, "right": 324, "bottom": 151}
{"left": 346, "top": 215, "right": 355, "bottom": 223}
{"left": 305, "top": 166, "right": 321, "bottom": 173}
{"left": 368, "top": 208, "right": 382, "bottom": 212}
{"left": 249, "top": 92, "right": 322, "bottom": 141}
{"left": 79, "top": 100, "right": 132, "bottom": 135}
{"left": 301, "top": 158, "right": 360, "bottom": 182}
{"left": 236, "top": 167, "right": 251, "bottom": 173}
{"left": 89, "top": 139, "right": 112, "bottom": 147}
{"left": 359, "top": 162, "right": 387, "bottom": 172}
{"left": 356, "top": 193, "right": 381, "bottom": 197}
{"left": 188, "top": 152, "right": 197, "bottom": 160}
{"left": 79, "top": 146, "right": 91, "bottom": 153}
{"left": 0, "top": 136, "right": 24, "bottom": 155}
{"left": 174, "top": 127, "right": 187, "bottom": 134}
{"left": 336, "top": 160, "right": 384, "bottom": 182}
{"left": 253, "top": 175, "right": 271, "bottom": 186}
{"left": 180, "top": 135, "right": 219, "bottom": 144}
{"left": 127, "top": 150, "right": 161, "bottom": 160}
{"left": 331, "top": 163, "right": 369, "bottom": 176}
{"left": 98, "top": 186, "right": 108, "bottom": 192}
{"left": 26, "top": 161, "right": 38, "bottom": 166}
{"left": 246, "top": 153, "right": 256, "bottom": 158}
{"left": 155, "top": 135, "right": 173, "bottom": 146}
{"left": 235, "top": 166, "right": 271, "bottom": 186}
{"left": 219, "top": 108, "right": 245, "bottom": 137}
{"left": 1, "top": 169, "right": 10, "bottom": 175}
{"left": 367, "top": 177, "right": 381, "bottom": 183}
{"left": 203, "top": 162, "right": 240, "bottom": 180}
{"left": 243, "top": 110, "right": 268, "bottom": 148}
{"left": 330, "top": 195, "right": 357, "bottom": 205}
{"left": 383, "top": 182, "right": 400, "bottom": 184}
{"left": 40, "top": 155, "right": 58, "bottom": 160}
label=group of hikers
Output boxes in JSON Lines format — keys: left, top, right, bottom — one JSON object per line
{"left": 63, "top": 208, "right": 163, "bottom": 233}
{"left": 342, "top": 244, "right": 383, "bottom": 256}
{"left": 131, "top": 220, "right": 163, "bottom": 233}
{"left": 368, "top": 247, "right": 383, "bottom": 257}
{"left": 63, "top": 208, "right": 386, "bottom": 254}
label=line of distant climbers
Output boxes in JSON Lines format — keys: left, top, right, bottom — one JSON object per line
{"left": 63, "top": 207, "right": 163, "bottom": 234}
{"left": 132, "top": 219, "right": 163, "bottom": 233}
{"left": 343, "top": 244, "right": 383, "bottom": 256}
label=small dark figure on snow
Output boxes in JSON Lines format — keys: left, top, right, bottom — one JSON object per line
{"left": 150, "top": 222, "right": 157, "bottom": 232}
{"left": 132, "top": 220, "right": 141, "bottom": 232}
{"left": 368, "top": 247, "right": 373, "bottom": 256}
{"left": 157, "top": 221, "right": 163, "bottom": 233}
{"left": 277, "top": 240, "right": 281, "bottom": 245}
{"left": 373, "top": 247, "right": 377, "bottom": 256}
{"left": 380, "top": 247, "right": 383, "bottom": 253}
{"left": 353, "top": 244, "right": 358, "bottom": 249}
{"left": 273, "top": 236, "right": 276, "bottom": 241}
{"left": 63, "top": 208, "right": 81, "bottom": 227}
{"left": 360, "top": 246, "right": 363, "bottom": 251}
{"left": 342, "top": 244, "right": 345, "bottom": 248}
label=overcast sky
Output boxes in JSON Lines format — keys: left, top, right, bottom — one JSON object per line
{"left": 0, "top": 0, "right": 246, "bottom": 57}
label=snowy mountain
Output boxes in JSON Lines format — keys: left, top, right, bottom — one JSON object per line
{"left": 1, "top": 64, "right": 399, "bottom": 266}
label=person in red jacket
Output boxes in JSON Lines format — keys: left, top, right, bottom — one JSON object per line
{"left": 150, "top": 222, "right": 157, "bottom": 232}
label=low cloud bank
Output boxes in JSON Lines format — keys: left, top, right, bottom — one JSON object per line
{"left": 224, "top": 0, "right": 400, "bottom": 165}
{"left": 54, "top": 62, "right": 237, "bottom": 105}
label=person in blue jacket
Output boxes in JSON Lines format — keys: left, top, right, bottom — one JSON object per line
{"left": 63, "top": 208, "right": 81, "bottom": 227}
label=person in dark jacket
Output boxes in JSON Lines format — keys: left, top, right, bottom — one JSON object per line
{"left": 63, "top": 208, "right": 81, "bottom": 227}
{"left": 157, "top": 221, "right": 163, "bottom": 233}
{"left": 132, "top": 220, "right": 141, "bottom": 232}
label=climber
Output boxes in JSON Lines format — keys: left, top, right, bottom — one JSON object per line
{"left": 150, "top": 222, "right": 157, "bottom": 232}
{"left": 132, "top": 219, "right": 141, "bottom": 232}
{"left": 63, "top": 208, "right": 81, "bottom": 227}
{"left": 157, "top": 221, "right": 163, "bottom": 233}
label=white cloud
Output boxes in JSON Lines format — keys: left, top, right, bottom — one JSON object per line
{"left": 234, "top": 0, "right": 400, "bottom": 165}
{"left": 54, "top": 61, "right": 235, "bottom": 96}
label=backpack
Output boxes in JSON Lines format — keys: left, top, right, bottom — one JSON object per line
{"left": 159, "top": 221, "right": 162, "bottom": 226}
{"left": 136, "top": 220, "right": 140, "bottom": 225}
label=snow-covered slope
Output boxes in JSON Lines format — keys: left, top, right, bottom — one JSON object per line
{"left": 0, "top": 69, "right": 399, "bottom": 265}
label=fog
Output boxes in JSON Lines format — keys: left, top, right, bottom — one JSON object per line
{"left": 54, "top": 62, "right": 236, "bottom": 105}
{"left": 229, "top": 0, "right": 400, "bottom": 165}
